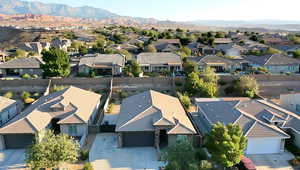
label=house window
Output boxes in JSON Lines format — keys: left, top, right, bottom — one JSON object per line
{"left": 68, "top": 125, "right": 77, "bottom": 134}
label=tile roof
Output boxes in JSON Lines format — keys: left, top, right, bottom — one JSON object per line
{"left": 214, "top": 38, "right": 233, "bottom": 44}
{"left": 116, "top": 90, "right": 196, "bottom": 134}
{"left": 79, "top": 54, "right": 125, "bottom": 67}
{"left": 0, "top": 97, "right": 16, "bottom": 112}
{"left": 136, "top": 52, "right": 182, "bottom": 65}
{"left": 0, "top": 86, "right": 101, "bottom": 134}
{"left": 243, "top": 54, "right": 300, "bottom": 66}
{"left": 189, "top": 55, "right": 237, "bottom": 65}
{"left": 194, "top": 98, "right": 290, "bottom": 138}
{"left": 0, "top": 57, "right": 43, "bottom": 69}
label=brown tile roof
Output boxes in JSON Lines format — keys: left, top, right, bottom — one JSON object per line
{"left": 116, "top": 90, "right": 196, "bottom": 134}
{"left": 0, "top": 86, "right": 101, "bottom": 134}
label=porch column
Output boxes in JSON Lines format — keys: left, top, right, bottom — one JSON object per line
{"left": 154, "top": 129, "right": 160, "bottom": 149}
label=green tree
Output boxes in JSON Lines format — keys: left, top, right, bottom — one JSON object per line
{"left": 293, "top": 50, "right": 300, "bottom": 58}
{"left": 185, "top": 72, "right": 218, "bottom": 97}
{"left": 183, "top": 61, "right": 198, "bottom": 74}
{"left": 118, "top": 49, "right": 132, "bottom": 60}
{"left": 25, "top": 130, "right": 79, "bottom": 169}
{"left": 200, "top": 67, "right": 219, "bottom": 84}
{"left": 237, "top": 75, "right": 259, "bottom": 98}
{"left": 70, "top": 41, "right": 82, "bottom": 50}
{"left": 178, "top": 93, "right": 192, "bottom": 110}
{"left": 163, "top": 139, "right": 196, "bottom": 170}
{"left": 131, "top": 61, "right": 142, "bottom": 77}
{"left": 41, "top": 48, "right": 71, "bottom": 77}
{"left": 178, "top": 46, "right": 192, "bottom": 57}
{"left": 206, "top": 123, "right": 247, "bottom": 168}
{"left": 144, "top": 44, "right": 157, "bottom": 52}
{"left": 79, "top": 45, "right": 88, "bottom": 55}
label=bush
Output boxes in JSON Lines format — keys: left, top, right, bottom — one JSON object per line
{"left": 224, "top": 85, "right": 235, "bottom": 94}
{"left": 107, "top": 103, "right": 114, "bottom": 113}
{"left": 3, "top": 91, "right": 13, "bottom": 99}
{"left": 175, "top": 81, "right": 183, "bottom": 87}
{"left": 32, "top": 92, "right": 39, "bottom": 98}
{"left": 51, "top": 85, "right": 68, "bottom": 93}
{"left": 195, "top": 148, "right": 208, "bottom": 161}
{"left": 199, "top": 160, "right": 213, "bottom": 170}
{"left": 80, "top": 149, "right": 89, "bottom": 161}
{"left": 245, "top": 90, "right": 255, "bottom": 98}
{"left": 24, "top": 97, "right": 35, "bottom": 104}
{"left": 32, "top": 74, "right": 38, "bottom": 79}
{"left": 178, "top": 93, "right": 191, "bottom": 110}
{"left": 21, "top": 91, "right": 31, "bottom": 100}
{"left": 22, "top": 73, "right": 31, "bottom": 80}
{"left": 117, "top": 90, "right": 128, "bottom": 99}
{"left": 83, "top": 162, "right": 94, "bottom": 170}
{"left": 218, "top": 79, "right": 227, "bottom": 86}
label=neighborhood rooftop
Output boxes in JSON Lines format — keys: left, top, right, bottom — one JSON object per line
{"left": 79, "top": 54, "right": 125, "bottom": 67}
{"left": 136, "top": 52, "right": 182, "bottom": 65}
{"left": 0, "top": 57, "right": 43, "bottom": 69}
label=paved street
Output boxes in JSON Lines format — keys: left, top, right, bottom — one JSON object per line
{"left": 90, "top": 133, "right": 165, "bottom": 170}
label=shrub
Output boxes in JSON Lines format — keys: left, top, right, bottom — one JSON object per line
{"left": 32, "top": 92, "right": 39, "bottom": 98}
{"left": 51, "top": 85, "right": 68, "bottom": 93}
{"left": 21, "top": 91, "right": 31, "bottom": 100}
{"left": 195, "top": 148, "right": 208, "bottom": 161}
{"left": 218, "top": 79, "right": 227, "bottom": 86}
{"left": 80, "top": 149, "right": 89, "bottom": 161}
{"left": 107, "top": 103, "right": 114, "bottom": 113}
{"left": 24, "top": 97, "right": 35, "bottom": 104}
{"left": 22, "top": 73, "right": 31, "bottom": 80}
{"left": 178, "top": 93, "right": 191, "bottom": 110}
{"left": 245, "top": 90, "right": 255, "bottom": 98}
{"left": 3, "top": 91, "right": 13, "bottom": 99}
{"left": 83, "top": 162, "right": 94, "bottom": 170}
{"left": 175, "top": 81, "right": 183, "bottom": 87}
{"left": 199, "top": 160, "right": 213, "bottom": 170}
{"left": 118, "top": 90, "right": 128, "bottom": 99}
{"left": 31, "top": 74, "right": 38, "bottom": 79}
{"left": 224, "top": 85, "right": 235, "bottom": 94}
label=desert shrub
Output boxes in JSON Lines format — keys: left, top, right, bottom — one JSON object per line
{"left": 21, "top": 91, "right": 31, "bottom": 100}
{"left": 24, "top": 98, "right": 35, "bottom": 104}
{"left": 83, "top": 162, "right": 94, "bottom": 170}
{"left": 80, "top": 149, "right": 89, "bottom": 161}
{"left": 31, "top": 74, "right": 39, "bottom": 79}
{"left": 3, "top": 91, "right": 13, "bottom": 99}
{"left": 22, "top": 73, "right": 31, "bottom": 80}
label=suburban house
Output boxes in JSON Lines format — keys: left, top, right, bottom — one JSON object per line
{"left": 188, "top": 55, "right": 244, "bottom": 73}
{"left": 216, "top": 44, "right": 247, "bottom": 58}
{"left": 79, "top": 54, "right": 125, "bottom": 76}
{"left": 0, "top": 97, "right": 18, "bottom": 127}
{"left": 18, "top": 42, "right": 50, "bottom": 54}
{"left": 0, "top": 57, "right": 44, "bottom": 77}
{"left": 191, "top": 98, "right": 299, "bottom": 154}
{"left": 243, "top": 54, "right": 300, "bottom": 74}
{"left": 154, "top": 39, "right": 181, "bottom": 52}
{"left": 51, "top": 38, "right": 71, "bottom": 52}
{"left": 214, "top": 38, "right": 233, "bottom": 44}
{"left": 0, "top": 86, "right": 101, "bottom": 149}
{"left": 199, "top": 45, "right": 218, "bottom": 55}
{"left": 136, "top": 52, "right": 183, "bottom": 73}
{"left": 115, "top": 90, "right": 196, "bottom": 148}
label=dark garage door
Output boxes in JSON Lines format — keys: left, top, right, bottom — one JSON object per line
{"left": 123, "top": 132, "right": 154, "bottom": 147}
{"left": 4, "top": 134, "right": 34, "bottom": 149}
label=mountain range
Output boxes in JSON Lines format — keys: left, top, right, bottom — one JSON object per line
{"left": 0, "top": 0, "right": 300, "bottom": 31}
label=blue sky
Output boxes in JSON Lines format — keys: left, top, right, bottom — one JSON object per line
{"left": 25, "top": 0, "right": 300, "bottom": 21}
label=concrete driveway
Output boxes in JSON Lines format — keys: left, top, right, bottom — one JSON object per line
{"left": 90, "top": 133, "right": 165, "bottom": 170}
{"left": 0, "top": 149, "right": 27, "bottom": 169}
{"left": 247, "top": 152, "right": 294, "bottom": 170}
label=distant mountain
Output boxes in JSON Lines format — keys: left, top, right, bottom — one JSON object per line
{"left": 0, "top": 0, "right": 118, "bottom": 19}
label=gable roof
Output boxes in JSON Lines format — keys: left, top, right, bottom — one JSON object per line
{"left": 136, "top": 52, "right": 182, "bottom": 65}
{"left": 0, "top": 97, "right": 16, "bottom": 112}
{"left": 0, "top": 57, "right": 43, "bottom": 69}
{"left": 116, "top": 90, "right": 196, "bottom": 134}
{"left": 189, "top": 55, "right": 237, "bottom": 65}
{"left": 194, "top": 98, "right": 289, "bottom": 139}
{"left": 243, "top": 54, "right": 300, "bottom": 66}
{"left": 79, "top": 54, "right": 125, "bottom": 67}
{"left": 0, "top": 86, "right": 101, "bottom": 134}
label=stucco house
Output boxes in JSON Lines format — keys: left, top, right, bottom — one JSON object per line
{"left": 0, "top": 57, "right": 44, "bottom": 77}
{"left": 154, "top": 39, "right": 181, "bottom": 52}
{"left": 51, "top": 38, "right": 71, "bottom": 52}
{"left": 191, "top": 98, "right": 300, "bottom": 154}
{"left": 243, "top": 54, "right": 300, "bottom": 74}
{"left": 136, "top": 52, "right": 183, "bottom": 73}
{"left": 0, "top": 97, "right": 18, "bottom": 127}
{"left": 79, "top": 54, "right": 125, "bottom": 76}
{"left": 18, "top": 42, "right": 50, "bottom": 55}
{"left": 0, "top": 86, "right": 101, "bottom": 149}
{"left": 188, "top": 55, "right": 244, "bottom": 73}
{"left": 116, "top": 90, "right": 196, "bottom": 148}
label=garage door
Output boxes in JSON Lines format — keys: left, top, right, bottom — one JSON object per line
{"left": 123, "top": 132, "right": 154, "bottom": 147}
{"left": 4, "top": 134, "right": 34, "bottom": 149}
{"left": 246, "top": 138, "right": 281, "bottom": 154}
